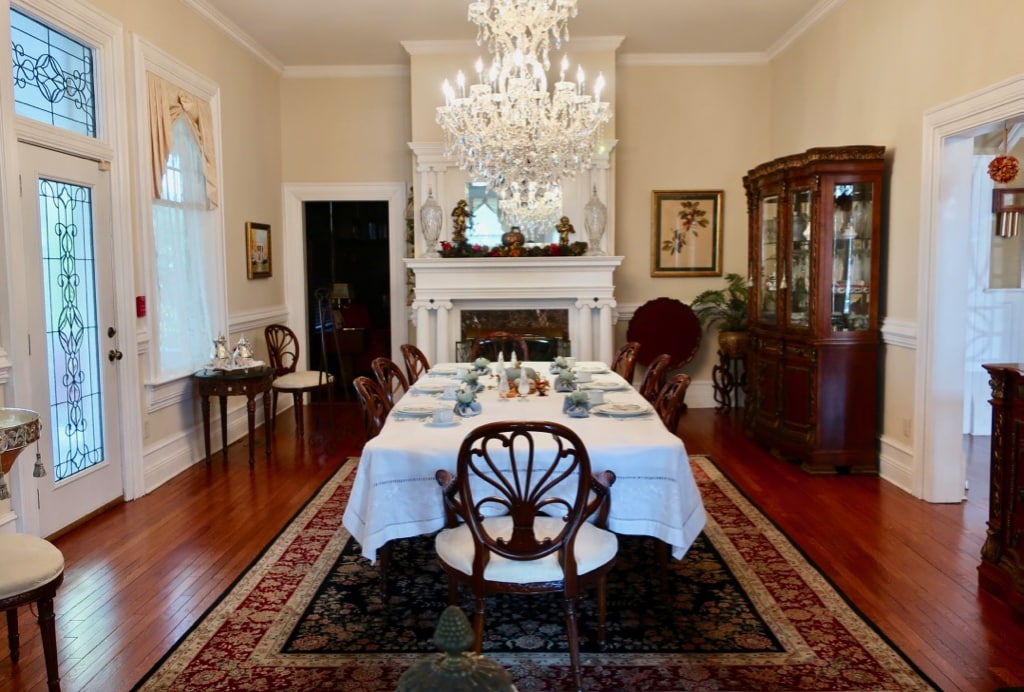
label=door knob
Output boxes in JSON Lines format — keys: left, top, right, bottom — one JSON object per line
{"left": 108, "top": 349, "right": 123, "bottom": 362}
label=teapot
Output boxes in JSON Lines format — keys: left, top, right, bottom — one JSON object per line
{"left": 233, "top": 335, "right": 254, "bottom": 365}
{"left": 212, "top": 335, "right": 230, "bottom": 365}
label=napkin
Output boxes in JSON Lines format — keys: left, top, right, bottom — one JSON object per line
{"left": 562, "top": 392, "right": 591, "bottom": 418}
{"left": 455, "top": 401, "right": 482, "bottom": 417}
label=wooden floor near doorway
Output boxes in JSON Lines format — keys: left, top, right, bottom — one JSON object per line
{"left": 1, "top": 405, "right": 1021, "bottom": 691}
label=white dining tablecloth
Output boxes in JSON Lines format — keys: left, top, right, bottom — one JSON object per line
{"left": 341, "top": 361, "right": 707, "bottom": 562}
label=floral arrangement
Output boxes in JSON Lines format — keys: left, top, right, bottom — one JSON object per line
{"left": 439, "top": 240, "right": 588, "bottom": 258}
{"left": 989, "top": 154, "right": 1020, "bottom": 183}
{"left": 662, "top": 199, "right": 710, "bottom": 256}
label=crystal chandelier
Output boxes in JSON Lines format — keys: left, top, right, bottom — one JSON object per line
{"left": 498, "top": 185, "right": 563, "bottom": 241}
{"left": 436, "top": 0, "right": 612, "bottom": 203}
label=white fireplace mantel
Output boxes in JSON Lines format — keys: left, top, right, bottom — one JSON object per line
{"left": 406, "top": 255, "right": 624, "bottom": 364}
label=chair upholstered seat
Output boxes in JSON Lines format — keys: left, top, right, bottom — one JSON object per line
{"left": 436, "top": 515, "right": 618, "bottom": 584}
{"left": 1, "top": 533, "right": 65, "bottom": 691}
{"left": 0, "top": 534, "right": 64, "bottom": 599}
{"left": 270, "top": 370, "right": 334, "bottom": 391}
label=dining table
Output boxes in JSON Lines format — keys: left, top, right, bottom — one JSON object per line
{"left": 341, "top": 360, "right": 707, "bottom": 563}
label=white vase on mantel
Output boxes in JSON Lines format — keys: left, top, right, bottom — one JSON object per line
{"left": 583, "top": 185, "right": 607, "bottom": 256}
{"left": 420, "top": 188, "right": 443, "bottom": 258}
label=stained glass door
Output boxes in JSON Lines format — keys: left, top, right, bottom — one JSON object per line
{"left": 20, "top": 143, "right": 123, "bottom": 536}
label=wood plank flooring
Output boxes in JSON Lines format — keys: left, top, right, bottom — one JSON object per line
{"left": 2, "top": 403, "right": 1022, "bottom": 691}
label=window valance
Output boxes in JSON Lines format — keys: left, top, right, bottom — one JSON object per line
{"left": 147, "top": 73, "right": 219, "bottom": 209}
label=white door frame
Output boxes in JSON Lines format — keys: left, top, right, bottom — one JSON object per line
{"left": 915, "top": 74, "right": 1024, "bottom": 502}
{"left": 282, "top": 183, "right": 409, "bottom": 367}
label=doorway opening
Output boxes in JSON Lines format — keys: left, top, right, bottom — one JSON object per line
{"left": 303, "top": 200, "right": 392, "bottom": 398}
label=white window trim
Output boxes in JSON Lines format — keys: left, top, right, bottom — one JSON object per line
{"left": 131, "top": 34, "right": 227, "bottom": 409}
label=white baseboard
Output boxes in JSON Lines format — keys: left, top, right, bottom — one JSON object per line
{"left": 878, "top": 434, "right": 917, "bottom": 496}
{"left": 143, "top": 398, "right": 279, "bottom": 493}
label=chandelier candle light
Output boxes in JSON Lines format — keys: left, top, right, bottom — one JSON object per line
{"left": 437, "top": 0, "right": 612, "bottom": 204}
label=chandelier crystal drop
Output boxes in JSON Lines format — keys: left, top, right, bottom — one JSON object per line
{"left": 436, "top": 0, "right": 612, "bottom": 202}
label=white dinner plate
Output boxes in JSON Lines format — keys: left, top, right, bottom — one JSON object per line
{"left": 424, "top": 419, "right": 460, "bottom": 428}
{"left": 581, "top": 380, "right": 629, "bottom": 391}
{"left": 412, "top": 380, "right": 455, "bottom": 393}
{"left": 393, "top": 402, "right": 442, "bottom": 417}
{"left": 428, "top": 364, "right": 465, "bottom": 376}
{"left": 592, "top": 402, "right": 653, "bottom": 417}
{"left": 575, "top": 363, "right": 610, "bottom": 374}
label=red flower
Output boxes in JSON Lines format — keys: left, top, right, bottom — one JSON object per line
{"left": 989, "top": 155, "right": 1020, "bottom": 183}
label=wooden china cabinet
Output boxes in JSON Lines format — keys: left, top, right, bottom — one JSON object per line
{"left": 743, "top": 146, "right": 886, "bottom": 474}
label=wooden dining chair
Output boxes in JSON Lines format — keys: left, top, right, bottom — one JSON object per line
{"left": 638, "top": 353, "right": 672, "bottom": 403}
{"left": 399, "top": 343, "right": 430, "bottom": 384}
{"left": 654, "top": 373, "right": 693, "bottom": 434}
{"left": 264, "top": 322, "right": 334, "bottom": 439}
{"left": 470, "top": 331, "right": 529, "bottom": 362}
{"left": 611, "top": 341, "right": 641, "bottom": 384}
{"left": 371, "top": 357, "right": 409, "bottom": 407}
{"left": 352, "top": 375, "right": 390, "bottom": 441}
{"left": 434, "top": 420, "right": 618, "bottom": 691}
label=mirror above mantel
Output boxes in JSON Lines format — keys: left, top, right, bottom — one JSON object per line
{"left": 408, "top": 140, "right": 617, "bottom": 257}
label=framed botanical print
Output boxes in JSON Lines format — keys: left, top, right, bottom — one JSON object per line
{"left": 651, "top": 190, "right": 723, "bottom": 277}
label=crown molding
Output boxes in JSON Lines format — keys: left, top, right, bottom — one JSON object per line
{"left": 403, "top": 35, "right": 624, "bottom": 56}
{"left": 180, "top": 0, "right": 283, "bottom": 74}
{"left": 766, "top": 0, "right": 845, "bottom": 60}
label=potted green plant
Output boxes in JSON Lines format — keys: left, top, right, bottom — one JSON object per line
{"left": 691, "top": 272, "right": 749, "bottom": 358}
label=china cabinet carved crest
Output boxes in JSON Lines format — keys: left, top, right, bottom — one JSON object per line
{"left": 743, "top": 146, "right": 885, "bottom": 473}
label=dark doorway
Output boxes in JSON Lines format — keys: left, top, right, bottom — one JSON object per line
{"left": 304, "top": 200, "right": 391, "bottom": 396}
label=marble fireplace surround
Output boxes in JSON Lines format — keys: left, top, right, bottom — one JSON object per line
{"left": 405, "top": 256, "right": 624, "bottom": 365}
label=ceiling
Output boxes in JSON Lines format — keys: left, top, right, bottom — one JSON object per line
{"left": 196, "top": 0, "right": 833, "bottom": 69}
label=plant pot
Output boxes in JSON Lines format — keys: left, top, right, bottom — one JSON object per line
{"left": 718, "top": 331, "right": 749, "bottom": 358}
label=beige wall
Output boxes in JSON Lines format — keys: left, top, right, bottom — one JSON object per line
{"left": 614, "top": 64, "right": 771, "bottom": 375}
{"left": 281, "top": 76, "right": 411, "bottom": 182}
{"left": 84, "top": 0, "right": 284, "bottom": 442}
{"left": 768, "top": 0, "right": 1024, "bottom": 446}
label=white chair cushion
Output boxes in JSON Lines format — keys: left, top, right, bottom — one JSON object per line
{"left": 272, "top": 370, "right": 333, "bottom": 391}
{"left": 0, "top": 534, "right": 64, "bottom": 599}
{"left": 435, "top": 515, "right": 617, "bottom": 584}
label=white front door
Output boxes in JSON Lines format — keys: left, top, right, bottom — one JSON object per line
{"left": 19, "top": 142, "right": 124, "bottom": 536}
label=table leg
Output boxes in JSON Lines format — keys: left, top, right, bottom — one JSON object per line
{"left": 200, "top": 395, "right": 212, "bottom": 464}
{"left": 219, "top": 396, "right": 229, "bottom": 462}
{"left": 246, "top": 393, "right": 257, "bottom": 466}
{"left": 263, "top": 390, "right": 272, "bottom": 459}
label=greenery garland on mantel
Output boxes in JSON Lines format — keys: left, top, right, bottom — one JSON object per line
{"left": 439, "top": 240, "right": 589, "bottom": 258}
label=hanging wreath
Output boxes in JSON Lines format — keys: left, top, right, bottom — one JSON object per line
{"left": 989, "top": 123, "right": 1019, "bottom": 183}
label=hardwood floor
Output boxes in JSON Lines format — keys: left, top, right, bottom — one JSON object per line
{"left": 2, "top": 403, "right": 1022, "bottom": 691}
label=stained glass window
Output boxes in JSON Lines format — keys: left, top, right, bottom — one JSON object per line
{"left": 10, "top": 8, "right": 97, "bottom": 137}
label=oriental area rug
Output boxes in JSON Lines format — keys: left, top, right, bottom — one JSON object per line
{"left": 134, "top": 456, "right": 936, "bottom": 691}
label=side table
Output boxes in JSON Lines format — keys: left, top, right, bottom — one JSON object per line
{"left": 712, "top": 350, "right": 746, "bottom": 411}
{"left": 192, "top": 366, "right": 274, "bottom": 466}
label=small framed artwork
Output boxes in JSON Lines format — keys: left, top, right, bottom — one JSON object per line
{"left": 651, "top": 190, "right": 723, "bottom": 277}
{"left": 246, "top": 222, "right": 272, "bottom": 279}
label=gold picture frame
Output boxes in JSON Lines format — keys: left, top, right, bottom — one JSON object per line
{"left": 246, "top": 222, "right": 272, "bottom": 279}
{"left": 651, "top": 190, "right": 723, "bottom": 277}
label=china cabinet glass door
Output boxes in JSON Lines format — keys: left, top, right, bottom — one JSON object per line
{"left": 830, "top": 182, "right": 873, "bottom": 332}
{"left": 759, "top": 195, "right": 779, "bottom": 324}
{"left": 789, "top": 188, "right": 812, "bottom": 327}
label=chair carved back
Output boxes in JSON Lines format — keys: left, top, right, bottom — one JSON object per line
{"left": 437, "top": 421, "right": 614, "bottom": 573}
{"left": 265, "top": 324, "right": 300, "bottom": 377}
{"left": 654, "top": 373, "right": 693, "bottom": 434}
{"left": 611, "top": 341, "right": 641, "bottom": 384}
{"left": 352, "top": 376, "right": 390, "bottom": 440}
{"left": 371, "top": 357, "right": 409, "bottom": 406}
{"left": 400, "top": 343, "right": 430, "bottom": 384}
{"left": 470, "top": 331, "right": 529, "bottom": 362}
{"left": 638, "top": 353, "right": 672, "bottom": 403}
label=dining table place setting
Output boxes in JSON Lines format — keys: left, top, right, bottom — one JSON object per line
{"left": 342, "top": 359, "right": 707, "bottom": 566}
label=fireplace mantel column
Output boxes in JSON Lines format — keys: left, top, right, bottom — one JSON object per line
{"left": 411, "top": 298, "right": 453, "bottom": 364}
{"left": 575, "top": 297, "right": 617, "bottom": 364}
